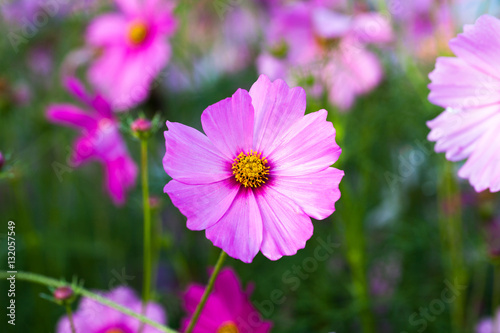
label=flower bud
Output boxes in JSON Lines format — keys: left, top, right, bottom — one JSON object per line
{"left": 54, "top": 286, "right": 74, "bottom": 301}
{"left": 131, "top": 118, "right": 152, "bottom": 140}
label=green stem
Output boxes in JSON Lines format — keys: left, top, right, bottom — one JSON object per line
{"left": 0, "top": 271, "right": 178, "bottom": 333}
{"left": 65, "top": 304, "right": 77, "bottom": 333}
{"left": 437, "top": 161, "right": 467, "bottom": 332}
{"left": 185, "top": 251, "right": 228, "bottom": 333}
{"left": 139, "top": 138, "right": 152, "bottom": 333}
{"left": 493, "top": 264, "right": 500, "bottom": 314}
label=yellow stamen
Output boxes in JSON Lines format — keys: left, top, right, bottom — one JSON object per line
{"left": 232, "top": 150, "right": 270, "bottom": 188}
{"left": 128, "top": 21, "right": 148, "bottom": 45}
{"left": 217, "top": 322, "right": 239, "bottom": 333}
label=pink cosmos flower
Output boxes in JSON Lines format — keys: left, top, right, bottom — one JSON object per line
{"left": 163, "top": 75, "right": 344, "bottom": 263}
{"left": 47, "top": 78, "right": 138, "bottom": 205}
{"left": 257, "top": 1, "right": 392, "bottom": 110}
{"left": 56, "top": 286, "right": 166, "bottom": 333}
{"left": 427, "top": 15, "right": 500, "bottom": 192}
{"left": 86, "top": 0, "right": 176, "bottom": 111}
{"left": 182, "top": 268, "right": 272, "bottom": 332}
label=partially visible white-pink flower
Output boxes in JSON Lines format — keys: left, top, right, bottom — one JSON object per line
{"left": 427, "top": 15, "right": 500, "bottom": 193}
{"left": 86, "top": 0, "right": 177, "bottom": 111}
{"left": 258, "top": 1, "right": 392, "bottom": 111}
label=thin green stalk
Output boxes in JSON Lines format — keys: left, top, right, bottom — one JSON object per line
{"left": 65, "top": 304, "right": 77, "bottom": 333}
{"left": 437, "top": 161, "right": 467, "bottom": 333}
{"left": 185, "top": 251, "right": 228, "bottom": 333}
{"left": 0, "top": 271, "right": 178, "bottom": 333}
{"left": 139, "top": 138, "right": 152, "bottom": 333}
{"left": 493, "top": 264, "right": 500, "bottom": 314}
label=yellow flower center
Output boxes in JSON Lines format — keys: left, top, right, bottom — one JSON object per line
{"left": 217, "top": 322, "right": 239, "bottom": 333}
{"left": 128, "top": 21, "right": 148, "bottom": 45}
{"left": 105, "top": 329, "right": 125, "bottom": 333}
{"left": 232, "top": 150, "right": 270, "bottom": 188}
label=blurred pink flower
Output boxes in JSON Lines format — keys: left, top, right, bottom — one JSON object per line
{"left": 476, "top": 309, "right": 500, "bottom": 333}
{"left": 257, "top": 1, "right": 392, "bottom": 110}
{"left": 427, "top": 15, "right": 500, "bottom": 192}
{"left": 86, "top": 0, "right": 177, "bottom": 111}
{"left": 47, "top": 78, "right": 138, "bottom": 205}
{"left": 0, "top": 151, "right": 4, "bottom": 170}
{"left": 163, "top": 75, "right": 343, "bottom": 263}
{"left": 390, "top": 0, "right": 454, "bottom": 60}
{"left": 182, "top": 268, "right": 272, "bottom": 332}
{"left": 56, "top": 286, "right": 166, "bottom": 333}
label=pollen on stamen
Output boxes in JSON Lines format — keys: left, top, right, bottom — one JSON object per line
{"left": 128, "top": 20, "right": 149, "bottom": 45}
{"left": 231, "top": 150, "right": 270, "bottom": 188}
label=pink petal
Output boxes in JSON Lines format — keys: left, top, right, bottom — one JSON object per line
{"left": 205, "top": 188, "right": 263, "bottom": 263}
{"left": 212, "top": 268, "right": 244, "bottom": 317}
{"left": 427, "top": 105, "right": 500, "bottom": 162}
{"left": 47, "top": 104, "right": 97, "bottom": 130}
{"left": 449, "top": 15, "right": 500, "bottom": 81}
{"left": 115, "top": 0, "right": 141, "bottom": 15}
{"left": 256, "top": 53, "right": 287, "bottom": 81}
{"left": 183, "top": 285, "right": 232, "bottom": 332}
{"left": 71, "top": 136, "right": 96, "bottom": 166}
{"left": 163, "top": 179, "right": 240, "bottom": 231}
{"left": 111, "top": 41, "right": 169, "bottom": 110}
{"left": 312, "top": 7, "right": 351, "bottom": 39}
{"left": 268, "top": 110, "right": 341, "bottom": 176}
{"left": 104, "top": 155, "right": 138, "bottom": 205}
{"left": 351, "top": 13, "right": 393, "bottom": 44}
{"left": 429, "top": 56, "right": 500, "bottom": 109}
{"left": 249, "top": 75, "right": 306, "bottom": 155}
{"left": 201, "top": 89, "right": 254, "bottom": 160}
{"left": 86, "top": 14, "right": 127, "bottom": 47}
{"left": 270, "top": 167, "right": 344, "bottom": 220}
{"left": 255, "top": 186, "right": 313, "bottom": 260}
{"left": 457, "top": 116, "right": 500, "bottom": 192}
{"left": 163, "top": 121, "right": 232, "bottom": 184}
{"left": 87, "top": 47, "right": 126, "bottom": 106}
{"left": 64, "top": 77, "right": 93, "bottom": 106}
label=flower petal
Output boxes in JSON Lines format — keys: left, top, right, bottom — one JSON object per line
{"left": 268, "top": 110, "right": 341, "bottom": 176}
{"left": 449, "top": 15, "right": 500, "bottom": 81}
{"left": 427, "top": 105, "right": 500, "bottom": 162}
{"left": 47, "top": 104, "right": 97, "bottom": 130}
{"left": 255, "top": 186, "right": 313, "bottom": 260}
{"left": 205, "top": 188, "right": 263, "bottom": 263}
{"left": 201, "top": 89, "right": 254, "bottom": 160}
{"left": 249, "top": 75, "right": 306, "bottom": 155}
{"left": 86, "top": 14, "right": 128, "bottom": 47}
{"left": 457, "top": 116, "right": 500, "bottom": 192}
{"left": 428, "top": 57, "right": 500, "bottom": 109}
{"left": 163, "top": 121, "right": 233, "bottom": 185}
{"left": 270, "top": 167, "right": 344, "bottom": 220}
{"left": 164, "top": 179, "right": 240, "bottom": 231}
{"left": 104, "top": 155, "right": 138, "bottom": 205}
{"left": 212, "top": 268, "right": 244, "bottom": 317}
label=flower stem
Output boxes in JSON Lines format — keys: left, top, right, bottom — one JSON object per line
{"left": 139, "top": 138, "right": 152, "bottom": 333}
{"left": 0, "top": 271, "right": 178, "bottom": 333}
{"left": 184, "top": 250, "right": 227, "bottom": 333}
{"left": 493, "top": 263, "right": 500, "bottom": 314}
{"left": 437, "top": 161, "right": 467, "bottom": 332}
{"left": 65, "top": 304, "right": 77, "bottom": 333}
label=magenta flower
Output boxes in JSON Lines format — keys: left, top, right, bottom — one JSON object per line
{"left": 257, "top": 1, "right": 392, "bottom": 110}
{"left": 427, "top": 15, "right": 500, "bottom": 192}
{"left": 47, "top": 78, "right": 138, "bottom": 205}
{"left": 56, "top": 286, "right": 166, "bottom": 333}
{"left": 163, "top": 75, "right": 343, "bottom": 263}
{"left": 86, "top": 0, "right": 177, "bottom": 111}
{"left": 183, "top": 268, "right": 272, "bottom": 332}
